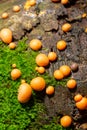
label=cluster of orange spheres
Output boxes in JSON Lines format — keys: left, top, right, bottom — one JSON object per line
{"left": 17, "top": 77, "right": 55, "bottom": 103}
{"left": 29, "top": 38, "right": 68, "bottom": 52}
{"left": 29, "top": 39, "right": 57, "bottom": 73}
{"left": 1, "top": 1, "right": 37, "bottom": 19}
{"left": 1, "top": 1, "right": 86, "bottom": 129}
{"left": 24, "top": 0, "right": 36, "bottom": 10}
{"left": 29, "top": 38, "right": 73, "bottom": 92}
{"left": 54, "top": 65, "right": 71, "bottom": 80}
{"left": 1, "top": 5, "right": 20, "bottom": 19}
{"left": 74, "top": 94, "right": 87, "bottom": 110}
{"left": 30, "top": 77, "right": 55, "bottom": 96}
{"left": 10, "top": 62, "right": 55, "bottom": 103}
{"left": 35, "top": 66, "right": 46, "bottom": 74}
{"left": 60, "top": 94, "right": 87, "bottom": 128}
{"left": 28, "top": 34, "right": 82, "bottom": 129}
{"left": 29, "top": 39, "right": 73, "bottom": 85}
{"left": 0, "top": 28, "right": 16, "bottom": 49}
{"left": 29, "top": 39, "right": 69, "bottom": 78}
{"left": 10, "top": 63, "right": 55, "bottom": 103}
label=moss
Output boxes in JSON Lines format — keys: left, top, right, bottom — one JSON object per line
{"left": 40, "top": 124, "right": 72, "bottom": 130}
{"left": 27, "top": 116, "right": 72, "bottom": 130}
{"left": 0, "top": 38, "right": 71, "bottom": 130}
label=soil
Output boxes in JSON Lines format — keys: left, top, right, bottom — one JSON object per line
{"left": 0, "top": 0, "right": 87, "bottom": 129}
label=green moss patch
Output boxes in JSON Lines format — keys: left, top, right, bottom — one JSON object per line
{"left": 0, "top": 38, "right": 71, "bottom": 130}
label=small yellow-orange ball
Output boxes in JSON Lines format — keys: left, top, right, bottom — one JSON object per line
{"left": 48, "top": 52, "right": 57, "bottom": 61}
{"left": 62, "top": 23, "right": 72, "bottom": 32}
{"left": 9, "top": 42, "right": 16, "bottom": 49}
{"left": 57, "top": 40, "right": 67, "bottom": 51}
{"left": 2, "top": 12, "right": 9, "bottom": 19}
{"left": 13, "top": 5, "right": 20, "bottom": 12}
{"left": 54, "top": 69, "right": 64, "bottom": 80}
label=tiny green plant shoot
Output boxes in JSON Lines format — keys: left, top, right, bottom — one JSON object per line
{"left": 0, "top": 38, "right": 71, "bottom": 130}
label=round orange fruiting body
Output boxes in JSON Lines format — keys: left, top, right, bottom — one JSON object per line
{"left": 0, "top": 28, "right": 12, "bottom": 44}
{"left": 35, "top": 66, "right": 39, "bottom": 71}
{"left": 9, "top": 42, "right": 16, "bottom": 49}
{"left": 82, "top": 13, "right": 87, "bottom": 18}
{"left": 61, "top": 0, "right": 69, "bottom": 5}
{"left": 24, "top": 0, "right": 32, "bottom": 10}
{"left": 46, "top": 86, "right": 55, "bottom": 95}
{"left": 67, "top": 79, "right": 77, "bottom": 89}
{"left": 12, "top": 63, "right": 16, "bottom": 68}
{"left": 13, "top": 5, "right": 20, "bottom": 12}
{"left": 57, "top": 40, "right": 67, "bottom": 51}
{"left": 21, "top": 79, "right": 26, "bottom": 84}
{"left": 28, "top": 0, "right": 36, "bottom": 6}
{"left": 76, "top": 97, "right": 87, "bottom": 110}
{"left": 60, "top": 115, "right": 72, "bottom": 127}
{"left": 48, "top": 52, "right": 57, "bottom": 61}
{"left": 18, "top": 83, "right": 32, "bottom": 103}
{"left": 37, "top": 67, "right": 45, "bottom": 74}
{"left": 30, "top": 77, "right": 46, "bottom": 91}
{"left": 54, "top": 69, "right": 64, "bottom": 80}
{"left": 29, "top": 39, "right": 42, "bottom": 51}
{"left": 36, "top": 53, "right": 49, "bottom": 67}
{"left": 59, "top": 65, "right": 71, "bottom": 77}
{"left": 2, "top": 12, "right": 9, "bottom": 19}
{"left": 24, "top": 1, "right": 30, "bottom": 6}
{"left": 24, "top": 5, "right": 31, "bottom": 10}
{"left": 74, "top": 94, "right": 83, "bottom": 102}
{"left": 62, "top": 23, "right": 72, "bottom": 32}
{"left": 11, "top": 68, "right": 21, "bottom": 80}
